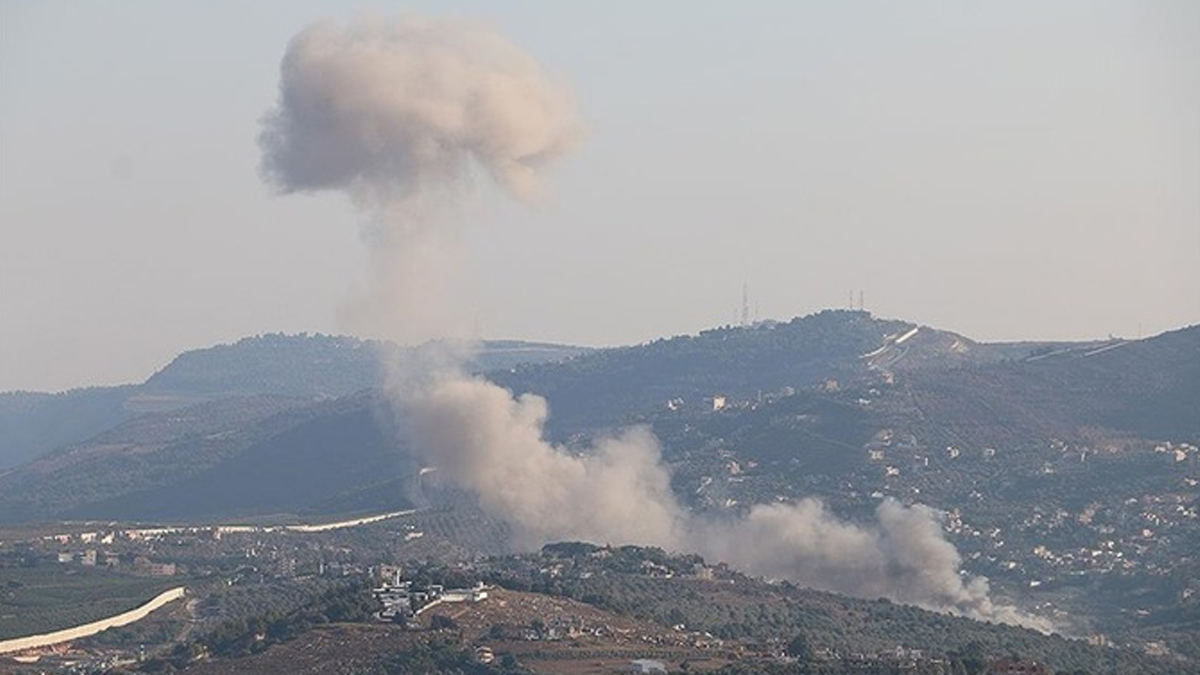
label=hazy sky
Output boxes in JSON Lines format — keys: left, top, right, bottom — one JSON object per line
{"left": 2, "top": 1, "right": 1197, "bottom": 392}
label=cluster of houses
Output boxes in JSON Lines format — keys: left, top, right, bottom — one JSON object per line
{"left": 371, "top": 568, "right": 489, "bottom": 623}
{"left": 53, "top": 549, "right": 176, "bottom": 576}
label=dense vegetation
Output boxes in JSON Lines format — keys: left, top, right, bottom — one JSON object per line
{"left": 490, "top": 311, "right": 908, "bottom": 435}
{"left": 131, "top": 543, "right": 1191, "bottom": 674}
{"left": 71, "top": 395, "right": 412, "bottom": 522}
{"left": 141, "top": 334, "right": 386, "bottom": 399}
{"left": 479, "top": 544, "right": 1190, "bottom": 675}
{"left": 0, "top": 333, "right": 583, "bottom": 472}
{"left": 194, "top": 580, "right": 378, "bottom": 658}
{"left": 0, "top": 386, "right": 134, "bottom": 470}
{"left": 0, "top": 394, "right": 393, "bottom": 523}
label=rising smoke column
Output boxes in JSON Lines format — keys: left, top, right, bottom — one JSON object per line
{"left": 260, "top": 16, "right": 1046, "bottom": 630}
{"left": 403, "top": 375, "right": 686, "bottom": 550}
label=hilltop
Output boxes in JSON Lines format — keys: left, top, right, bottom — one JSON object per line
{"left": 0, "top": 334, "right": 587, "bottom": 470}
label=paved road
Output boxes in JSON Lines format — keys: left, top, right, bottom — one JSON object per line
{"left": 0, "top": 587, "right": 185, "bottom": 655}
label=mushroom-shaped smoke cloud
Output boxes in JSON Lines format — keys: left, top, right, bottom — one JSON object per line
{"left": 260, "top": 16, "right": 581, "bottom": 208}
{"left": 260, "top": 16, "right": 1049, "bottom": 633}
{"left": 259, "top": 16, "right": 581, "bottom": 338}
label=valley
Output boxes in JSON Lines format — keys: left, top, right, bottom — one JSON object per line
{"left": 0, "top": 311, "right": 1197, "bottom": 674}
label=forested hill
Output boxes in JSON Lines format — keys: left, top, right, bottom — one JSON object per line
{"left": 3, "top": 315, "right": 1193, "bottom": 525}
{"left": 487, "top": 310, "right": 1059, "bottom": 436}
{"left": 0, "top": 386, "right": 135, "bottom": 473}
{"left": 0, "top": 335, "right": 586, "bottom": 470}
{"left": 142, "top": 334, "right": 590, "bottom": 401}
{"left": 878, "top": 322, "right": 1200, "bottom": 449}
{"left": 140, "top": 334, "right": 382, "bottom": 399}
{"left": 488, "top": 311, "right": 892, "bottom": 434}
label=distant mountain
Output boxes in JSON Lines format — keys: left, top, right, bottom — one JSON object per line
{"left": 64, "top": 392, "right": 415, "bottom": 523}
{"left": 138, "top": 334, "right": 383, "bottom": 402}
{"left": 0, "top": 394, "right": 323, "bottom": 523}
{"left": 488, "top": 310, "right": 1078, "bottom": 436}
{"left": 0, "top": 335, "right": 587, "bottom": 470}
{"left": 877, "top": 323, "right": 1200, "bottom": 449}
{"left": 2, "top": 313, "right": 1195, "bottom": 527}
{"left": 141, "top": 334, "right": 588, "bottom": 403}
{"left": 0, "top": 386, "right": 135, "bottom": 471}
{"left": 487, "top": 310, "right": 896, "bottom": 436}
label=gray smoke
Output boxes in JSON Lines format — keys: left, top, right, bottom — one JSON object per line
{"left": 405, "top": 373, "right": 1050, "bottom": 630}
{"left": 403, "top": 375, "right": 685, "bottom": 550}
{"left": 259, "top": 16, "right": 581, "bottom": 338}
{"left": 261, "top": 16, "right": 1047, "bottom": 632}
{"left": 260, "top": 16, "right": 580, "bottom": 207}
{"left": 705, "top": 500, "right": 1043, "bottom": 627}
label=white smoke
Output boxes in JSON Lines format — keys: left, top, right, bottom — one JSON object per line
{"left": 261, "top": 16, "right": 1048, "bottom": 632}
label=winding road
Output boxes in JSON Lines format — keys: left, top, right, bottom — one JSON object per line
{"left": 0, "top": 586, "right": 185, "bottom": 655}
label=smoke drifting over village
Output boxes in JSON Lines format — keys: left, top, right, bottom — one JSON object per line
{"left": 407, "top": 374, "right": 1048, "bottom": 629}
{"left": 260, "top": 16, "right": 1046, "bottom": 629}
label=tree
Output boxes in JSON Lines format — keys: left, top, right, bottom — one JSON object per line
{"left": 787, "top": 632, "right": 813, "bottom": 662}
{"left": 431, "top": 614, "right": 458, "bottom": 631}
{"left": 954, "top": 641, "right": 987, "bottom": 675}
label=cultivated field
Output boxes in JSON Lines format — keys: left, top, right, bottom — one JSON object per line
{"left": 0, "top": 567, "right": 179, "bottom": 640}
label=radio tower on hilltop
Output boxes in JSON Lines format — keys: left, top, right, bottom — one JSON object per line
{"left": 741, "top": 283, "right": 750, "bottom": 327}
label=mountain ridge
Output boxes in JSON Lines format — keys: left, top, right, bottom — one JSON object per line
{"left": 2, "top": 311, "right": 1196, "bottom": 666}
{"left": 2, "top": 312, "right": 1194, "bottom": 526}
{"left": 0, "top": 336, "right": 587, "bottom": 471}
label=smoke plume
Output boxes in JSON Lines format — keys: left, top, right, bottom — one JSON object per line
{"left": 706, "top": 499, "right": 1042, "bottom": 627}
{"left": 260, "top": 16, "right": 580, "bottom": 206}
{"left": 259, "top": 16, "right": 581, "bottom": 338}
{"left": 405, "top": 372, "right": 1050, "bottom": 630}
{"left": 403, "top": 375, "right": 685, "bottom": 550}
{"left": 262, "top": 16, "right": 1047, "bottom": 631}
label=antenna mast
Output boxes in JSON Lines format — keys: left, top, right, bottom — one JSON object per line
{"left": 741, "top": 282, "right": 750, "bottom": 327}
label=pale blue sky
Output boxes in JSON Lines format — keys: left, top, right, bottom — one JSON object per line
{"left": 2, "top": 1, "right": 1198, "bottom": 391}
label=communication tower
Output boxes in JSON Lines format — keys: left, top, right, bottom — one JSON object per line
{"left": 741, "top": 283, "right": 750, "bottom": 327}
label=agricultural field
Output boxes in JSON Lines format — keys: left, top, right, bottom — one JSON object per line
{"left": 0, "top": 566, "right": 180, "bottom": 640}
